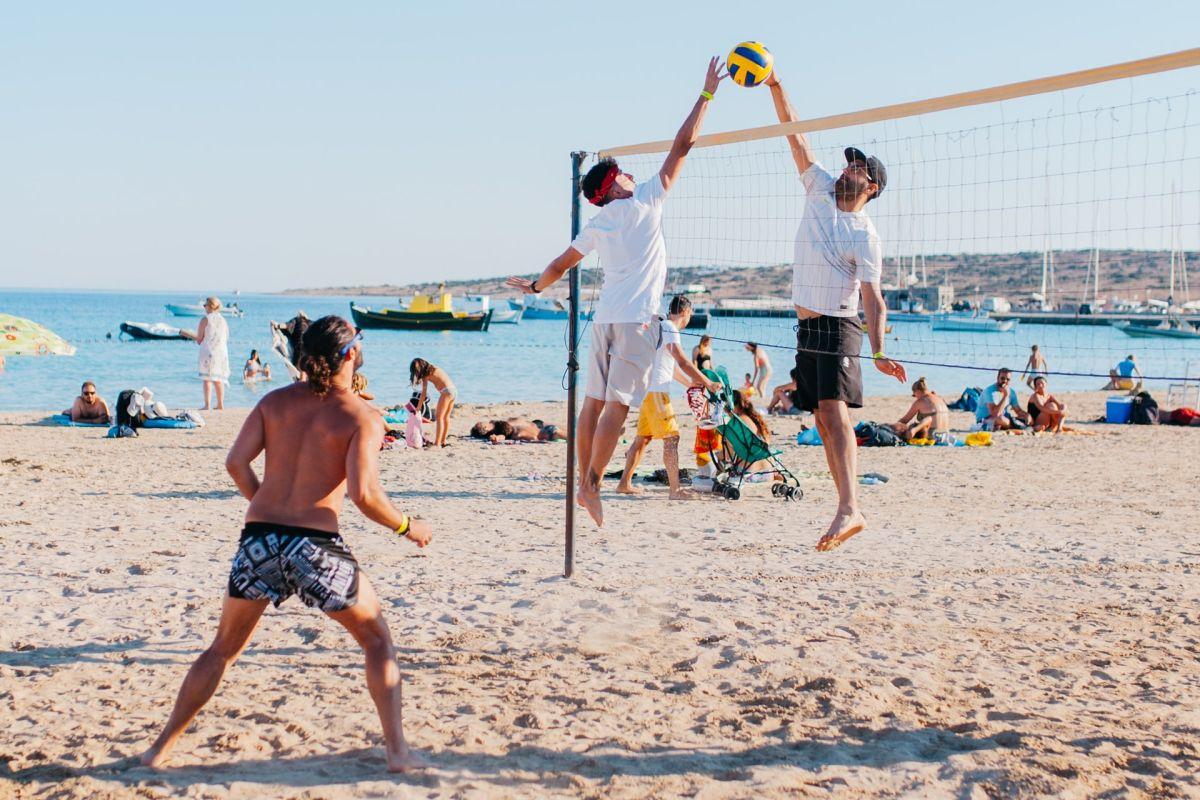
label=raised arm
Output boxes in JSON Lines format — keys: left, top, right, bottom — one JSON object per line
{"left": 507, "top": 246, "right": 585, "bottom": 295}
{"left": 225, "top": 405, "right": 266, "bottom": 500}
{"left": 765, "top": 70, "right": 814, "bottom": 175}
{"left": 659, "top": 57, "right": 726, "bottom": 192}
{"left": 345, "top": 415, "right": 432, "bottom": 547}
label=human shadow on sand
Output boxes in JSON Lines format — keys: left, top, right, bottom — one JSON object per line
{"left": 11, "top": 730, "right": 1006, "bottom": 790}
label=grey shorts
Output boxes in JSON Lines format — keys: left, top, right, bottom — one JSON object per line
{"left": 585, "top": 321, "right": 660, "bottom": 406}
{"left": 228, "top": 522, "right": 360, "bottom": 612}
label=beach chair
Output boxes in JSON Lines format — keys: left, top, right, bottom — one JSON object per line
{"left": 688, "top": 367, "right": 804, "bottom": 502}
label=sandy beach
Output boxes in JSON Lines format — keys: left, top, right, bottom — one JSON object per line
{"left": 2, "top": 391, "right": 1198, "bottom": 798}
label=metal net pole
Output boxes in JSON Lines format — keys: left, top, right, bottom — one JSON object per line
{"left": 564, "top": 151, "right": 584, "bottom": 578}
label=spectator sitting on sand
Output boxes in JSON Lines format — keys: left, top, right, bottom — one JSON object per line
{"left": 64, "top": 381, "right": 111, "bottom": 424}
{"left": 1026, "top": 375, "right": 1067, "bottom": 433}
{"left": 1104, "top": 354, "right": 1142, "bottom": 391}
{"left": 767, "top": 378, "right": 799, "bottom": 415}
{"left": 975, "top": 368, "right": 1031, "bottom": 431}
{"left": 890, "top": 377, "right": 950, "bottom": 441}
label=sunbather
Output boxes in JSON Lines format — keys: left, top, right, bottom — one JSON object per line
{"left": 890, "top": 377, "right": 949, "bottom": 441}
{"left": 64, "top": 381, "right": 111, "bottom": 424}
{"left": 1026, "top": 375, "right": 1067, "bottom": 432}
{"left": 975, "top": 368, "right": 1031, "bottom": 431}
{"left": 767, "top": 379, "right": 799, "bottom": 415}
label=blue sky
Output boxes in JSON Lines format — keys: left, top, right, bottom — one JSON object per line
{"left": 3, "top": 1, "right": 1198, "bottom": 292}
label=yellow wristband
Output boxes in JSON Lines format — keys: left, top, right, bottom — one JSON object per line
{"left": 394, "top": 515, "right": 410, "bottom": 537}
{"left": 699, "top": 90, "right": 714, "bottom": 101}
{"left": 873, "top": 352, "right": 886, "bottom": 360}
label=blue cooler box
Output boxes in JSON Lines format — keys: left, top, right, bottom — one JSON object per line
{"left": 1106, "top": 396, "right": 1133, "bottom": 424}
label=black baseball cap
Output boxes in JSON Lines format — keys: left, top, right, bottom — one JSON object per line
{"left": 845, "top": 147, "right": 887, "bottom": 196}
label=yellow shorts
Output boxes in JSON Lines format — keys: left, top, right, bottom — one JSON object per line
{"left": 1115, "top": 378, "right": 1135, "bottom": 390}
{"left": 636, "top": 392, "right": 680, "bottom": 440}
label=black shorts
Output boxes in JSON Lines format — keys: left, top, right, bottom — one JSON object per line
{"left": 793, "top": 315, "right": 864, "bottom": 412}
{"left": 228, "top": 522, "right": 360, "bottom": 612}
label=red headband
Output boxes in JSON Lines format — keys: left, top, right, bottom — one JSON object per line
{"left": 588, "top": 166, "right": 619, "bottom": 206}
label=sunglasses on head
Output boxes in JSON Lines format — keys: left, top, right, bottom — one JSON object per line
{"left": 339, "top": 331, "right": 363, "bottom": 358}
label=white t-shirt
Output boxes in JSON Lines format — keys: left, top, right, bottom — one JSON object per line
{"left": 570, "top": 174, "right": 669, "bottom": 324}
{"left": 791, "top": 163, "right": 883, "bottom": 318}
{"left": 648, "top": 318, "right": 681, "bottom": 394}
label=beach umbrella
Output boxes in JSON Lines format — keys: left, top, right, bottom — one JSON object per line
{"left": 0, "top": 313, "right": 76, "bottom": 357}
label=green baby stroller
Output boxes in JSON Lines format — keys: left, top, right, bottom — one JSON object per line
{"left": 687, "top": 367, "right": 804, "bottom": 502}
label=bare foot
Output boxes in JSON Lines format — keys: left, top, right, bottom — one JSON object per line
{"left": 616, "top": 483, "right": 643, "bottom": 495}
{"left": 200, "top": 405, "right": 210, "bottom": 411}
{"left": 816, "top": 510, "right": 866, "bottom": 552}
{"left": 139, "top": 745, "right": 171, "bottom": 769}
{"left": 387, "top": 744, "right": 430, "bottom": 773}
{"left": 577, "top": 484, "right": 604, "bottom": 527}
{"left": 668, "top": 489, "right": 698, "bottom": 500}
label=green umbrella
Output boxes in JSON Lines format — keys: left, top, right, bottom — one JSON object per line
{"left": 0, "top": 313, "right": 76, "bottom": 357}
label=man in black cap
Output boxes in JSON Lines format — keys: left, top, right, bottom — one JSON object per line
{"left": 765, "top": 68, "right": 906, "bottom": 553}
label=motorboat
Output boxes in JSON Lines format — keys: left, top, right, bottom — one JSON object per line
{"left": 350, "top": 293, "right": 492, "bottom": 331}
{"left": 515, "top": 296, "right": 592, "bottom": 320}
{"left": 458, "top": 293, "right": 522, "bottom": 324}
{"left": 1113, "top": 317, "right": 1200, "bottom": 339}
{"left": 165, "top": 302, "right": 244, "bottom": 318}
{"left": 119, "top": 321, "right": 191, "bottom": 341}
{"left": 930, "top": 313, "right": 1017, "bottom": 333}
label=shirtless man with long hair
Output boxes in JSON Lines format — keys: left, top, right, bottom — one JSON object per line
{"left": 140, "top": 315, "right": 432, "bottom": 773}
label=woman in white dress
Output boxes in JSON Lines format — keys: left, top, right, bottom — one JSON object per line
{"left": 195, "top": 296, "right": 230, "bottom": 410}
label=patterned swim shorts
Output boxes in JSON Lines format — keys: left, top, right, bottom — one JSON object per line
{"left": 228, "top": 522, "right": 360, "bottom": 612}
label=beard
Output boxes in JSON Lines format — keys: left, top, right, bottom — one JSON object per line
{"left": 834, "top": 172, "right": 868, "bottom": 203}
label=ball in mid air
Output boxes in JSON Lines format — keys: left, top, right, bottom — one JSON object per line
{"left": 727, "top": 41, "right": 773, "bottom": 88}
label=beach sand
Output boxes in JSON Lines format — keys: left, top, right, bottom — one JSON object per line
{"left": 1, "top": 391, "right": 1197, "bottom": 798}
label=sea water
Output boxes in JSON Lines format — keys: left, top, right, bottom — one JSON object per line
{"left": 1, "top": 289, "right": 1197, "bottom": 413}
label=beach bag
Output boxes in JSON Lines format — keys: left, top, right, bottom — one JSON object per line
{"left": 1130, "top": 392, "right": 1159, "bottom": 425}
{"left": 854, "top": 421, "right": 905, "bottom": 447}
{"left": 405, "top": 410, "right": 425, "bottom": 449}
{"left": 115, "top": 389, "right": 146, "bottom": 429}
{"left": 409, "top": 391, "right": 435, "bottom": 422}
{"left": 949, "top": 386, "right": 982, "bottom": 412}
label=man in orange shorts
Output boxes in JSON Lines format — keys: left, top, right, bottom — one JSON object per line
{"left": 617, "top": 296, "right": 720, "bottom": 499}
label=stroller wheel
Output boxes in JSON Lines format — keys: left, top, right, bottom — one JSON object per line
{"left": 723, "top": 486, "right": 741, "bottom": 501}
{"left": 770, "top": 483, "right": 782, "bottom": 497}
{"left": 787, "top": 486, "right": 803, "bottom": 502}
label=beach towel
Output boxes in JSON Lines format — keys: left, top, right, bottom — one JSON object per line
{"left": 50, "top": 414, "right": 107, "bottom": 427}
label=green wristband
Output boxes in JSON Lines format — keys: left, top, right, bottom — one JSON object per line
{"left": 700, "top": 90, "right": 714, "bottom": 101}
{"left": 873, "top": 351, "right": 886, "bottom": 360}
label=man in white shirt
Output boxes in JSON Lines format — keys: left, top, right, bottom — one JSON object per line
{"left": 617, "top": 295, "right": 721, "bottom": 499}
{"left": 509, "top": 58, "right": 726, "bottom": 526}
{"left": 766, "top": 68, "right": 907, "bottom": 552}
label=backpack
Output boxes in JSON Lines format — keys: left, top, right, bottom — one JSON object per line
{"left": 854, "top": 421, "right": 905, "bottom": 447}
{"left": 1129, "top": 391, "right": 1159, "bottom": 425}
{"left": 115, "top": 389, "right": 146, "bottom": 429}
{"left": 948, "top": 386, "right": 982, "bottom": 412}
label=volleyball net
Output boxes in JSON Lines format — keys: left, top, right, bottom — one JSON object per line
{"left": 575, "top": 48, "right": 1200, "bottom": 391}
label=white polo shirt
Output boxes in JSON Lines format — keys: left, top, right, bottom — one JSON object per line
{"left": 570, "top": 174, "right": 669, "bottom": 324}
{"left": 791, "top": 163, "right": 883, "bottom": 318}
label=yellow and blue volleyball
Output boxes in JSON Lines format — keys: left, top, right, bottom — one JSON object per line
{"left": 727, "top": 41, "right": 773, "bottom": 88}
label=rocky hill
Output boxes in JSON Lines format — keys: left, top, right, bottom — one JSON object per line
{"left": 283, "top": 249, "right": 1194, "bottom": 305}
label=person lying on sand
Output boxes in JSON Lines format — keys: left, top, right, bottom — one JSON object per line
{"left": 890, "top": 377, "right": 949, "bottom": 441}
{"left": 469, "top": 417, "right": 565, "bottom": 443}
{"left": 140, "top": 316, "right": 432, "bottom": 774}
{"left": 64, "top": 381, "right": 111, "bottom": 424}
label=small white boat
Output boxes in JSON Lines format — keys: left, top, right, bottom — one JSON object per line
{"left": 455, "top": 293, "right": 521, "bottom": 324}
{"left": 491, "top": 305, "right": 523, "bottom": 324}
{"left": 930, "top": 313, "right": 1017, "bottom": 333}
{"left": 165, "top": 302, "right": 245, "bottom": 318}
{"left": 1114, "top": 318, "right": 1200, "bottom": 339}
